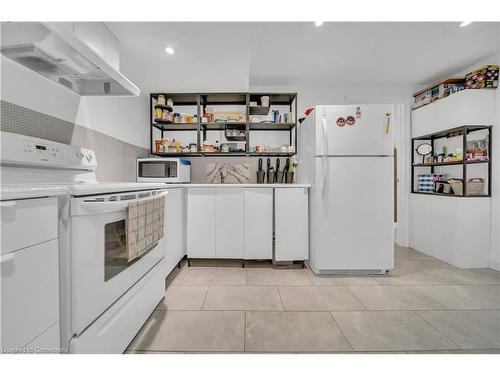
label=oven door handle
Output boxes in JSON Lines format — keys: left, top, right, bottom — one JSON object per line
{"left": 73, "top": 190, "right": 168, "bottom": 215}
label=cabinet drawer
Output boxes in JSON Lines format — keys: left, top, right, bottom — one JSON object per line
{"left": 1, "top": 197, "right": 58, "bottom": 255}
{"left": 1, "top": 239, "right": 60, "bottom": 350}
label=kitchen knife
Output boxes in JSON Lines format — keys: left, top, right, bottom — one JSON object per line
{"left": 275, "top": 158, "right": 280, "bottom": 182}
{"left": 282, "top": 158, "right": 290, "bottom": 182}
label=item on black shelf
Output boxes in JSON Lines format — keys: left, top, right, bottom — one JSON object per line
{"left": 434, "top": 181, "right": 452, "bottom": 194}
{"left": 416, "top": 143, "right": 433, "bottom": 164}
{"left": 466, "top": 137, "right": 489, "bottom": 161}
{"left": 418, "top": 174, "right": 444, "bottom": 193}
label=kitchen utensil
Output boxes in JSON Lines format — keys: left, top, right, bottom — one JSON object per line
{"left": 282, "top": 158, "right": 290, "bottom": 183}
{"left": 267, "top": 168, "right": 275, "bottom": 184}
{"left": 257, "top": 158, "right": 265, "bottom": 183}
{"left": 275, "top": 158, "right": 282, "bottom": 183}
{"left": 285, "top": 171, "right": 295, "bottom": 183}
{"left": 266, "top": 158, "right": 272, "bottom": 183}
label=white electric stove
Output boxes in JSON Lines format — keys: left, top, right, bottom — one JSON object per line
{"left": 1, "top": 132, "right": 168, "bottom": 353}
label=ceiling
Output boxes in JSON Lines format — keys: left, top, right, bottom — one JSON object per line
{"left": 107, "top": 22, "right": 500, "bottom": 95}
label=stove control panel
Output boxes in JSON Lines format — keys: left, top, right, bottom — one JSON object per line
{"left": 22, "top": 141, "right": 63, "bottom": 160}
{"left": 1, "top": 132, "right": 97, "bottom": 171}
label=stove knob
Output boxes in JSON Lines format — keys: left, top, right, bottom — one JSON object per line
{"left": 76, "top": 151, "right": 84, "bottom": 159}
{"left": 85, "top": 153, "right": 93, "bottom": 162}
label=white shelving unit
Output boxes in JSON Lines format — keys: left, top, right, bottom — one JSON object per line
{"left": 410, "top": 89, "right": 495, "bottom": 268}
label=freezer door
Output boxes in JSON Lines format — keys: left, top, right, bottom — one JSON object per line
{"left": 311, "top": 156, "right": 394, "bottom": 271}
{"left": 315, "top": 105, "right": 394, "bottom": 156}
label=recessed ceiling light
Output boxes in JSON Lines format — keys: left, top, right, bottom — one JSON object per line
{"left": 314, "top": 21, "right": 324, "bottom": 27}
{"left": 460, "top": 21, "right": 472, "bottom": 27}
{"left": 165, "top": 46, "right": 175, "bottom": 55}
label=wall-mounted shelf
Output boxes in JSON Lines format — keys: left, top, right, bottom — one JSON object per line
{"left": 151, "top": 152, "right": 296, "bottom": 158}
{"left": 411, "top": 125, "right": 492, "bottom": 197}
{"left": 413, "top": 159, "right": 490, "bottom": 167}
{"left": 149, "top": 92, "right": 298, "bottom": 156}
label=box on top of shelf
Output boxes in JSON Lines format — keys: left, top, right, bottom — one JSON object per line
{"left": 465, "top": 65, "right": 499, "bottom": 89}
{"left": 413, "top": 78, "right": 465, "bottom": 109}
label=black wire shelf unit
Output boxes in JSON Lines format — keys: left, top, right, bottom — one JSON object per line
{"left": 149, "top": 92, "right": 298, "bottom": 157}
{"left": 411, "top": 125, "right": 492, "bottom": 197}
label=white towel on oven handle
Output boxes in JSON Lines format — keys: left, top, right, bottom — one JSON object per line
{"left": 126, "top": 191, "right": 167, "bottom": 262}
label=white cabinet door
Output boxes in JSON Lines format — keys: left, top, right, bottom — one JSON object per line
{"left": 164, "top": 188, "right": 186, "bottom": 275}
{"left": 215, "top": 189, "right": 244, "bottom": 259}
{"left": 1, "top": 197, "right": 58, "bottom": 255}
{"left": 1, "top": 239, "right": 60, "bottom": 350}
{"left": 275, "top": 188, "right": 309, "bottom": 261}
{"left": 430, "top": 196, "right": 461, "bottom": 266}
{"left": 244, "top": 188, "right": 273, "bottom": 260}
{"left": 409, "top": 194, "right": 433, "bottom": 256}
{"left": 461, "top": 198, "right": 491, "bottom": 268}
{"left": 187, "top": 188, "right": 215, "bottom": 258}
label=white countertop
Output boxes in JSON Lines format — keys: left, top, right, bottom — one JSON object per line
{"left": 1, "top": 182, "right": 169, "bottom": 200}
{"left": 1, "top": 182, "right": 311, "bottom": 200}
{"left": 163, "top": 183, "right": 311, "bottom": 188}
{"left": 1, "top": 184, "right": 69, "bottom": 201}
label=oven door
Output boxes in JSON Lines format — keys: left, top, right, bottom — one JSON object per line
{"left": 70, "top": 190, "right": 167, "bottom": 335}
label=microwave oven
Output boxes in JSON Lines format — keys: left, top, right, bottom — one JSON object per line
{"left": 137, "top": 158, "right": 191, "bottom": 183}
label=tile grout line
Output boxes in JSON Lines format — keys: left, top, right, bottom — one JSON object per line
{"left": 276, "top": 286, "right": 286, "bottom": 311}
{"left": 411, "top": 310, "right": 462, "bottom": 350}
{"left": 345, "top": 285, "right": 369, "bottom": 311}
{"left": 329, "top": 311, "right": 355, "bottom": 352}
{"left": 200, "top": 286, "right": 210, "bottom": 311}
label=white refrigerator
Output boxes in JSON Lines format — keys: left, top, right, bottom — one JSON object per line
{"left": 298, "top": 105, "right": 394, "bottom": 274}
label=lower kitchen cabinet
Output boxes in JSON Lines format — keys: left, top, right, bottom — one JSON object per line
{"left": 409, "top": 194, "right": 491, "bottom": 268}
{"left": 186, "top": 187, "right": 309, "bottom": 261}
{"left": 244, "top": 188, "right": 273, "bottom": 259}
{"left": 187, "top": 188, "right": 216, "bottom": 258}
{"left": 1, "top": 239, "right": 60, "bottom": 351}
{"left": 275, "top": 188, "right": 309, "bottom": 261}
{"left": 215, "top": 188, "right": 244, "bottom": 258}
{"left": 163, "top": 187, "right": 186, "bottom": 274}
{"left": 1, "top": 197, "right": 60, "bottom": 352}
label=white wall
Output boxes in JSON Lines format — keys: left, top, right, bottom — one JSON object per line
{"left": 1, "top": 56, "right": 149, "bottom": 149}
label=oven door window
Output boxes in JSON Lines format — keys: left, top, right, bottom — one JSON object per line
{"left": 104, "top": 219, "right": 156, "bottom": 281}
{"left": 104, "top": 220, "right": 128, "bottom": 281}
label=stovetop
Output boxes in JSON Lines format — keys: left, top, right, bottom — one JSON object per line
{"left": 1, "top": 182, "right": 168, "bottom": 200}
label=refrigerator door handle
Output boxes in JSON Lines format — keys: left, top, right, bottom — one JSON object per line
{"left": 321, "top": 155, "right": 328, "bottom": 198}
{"left": 321, "top": 117, "right": 329, "bottom": 155}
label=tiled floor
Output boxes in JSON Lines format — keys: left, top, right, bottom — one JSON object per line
{"left": 126, "top": 245, "right": 500, "bottom": 353}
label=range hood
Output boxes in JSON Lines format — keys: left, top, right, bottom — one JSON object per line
{"left": 1, "top": 22, "right": 140, "bottom": 96}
